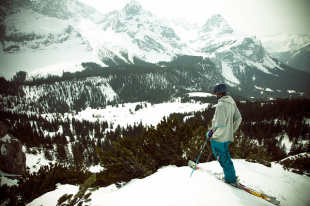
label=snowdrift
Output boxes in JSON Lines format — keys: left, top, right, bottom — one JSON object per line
{"left": 27, "top": 160, "right": 310, "bottom": 206}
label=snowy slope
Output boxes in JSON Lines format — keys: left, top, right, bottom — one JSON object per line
{"left": 27, "top": 160, "right": 310, "bottom": 206}
{"left": 260, "top": 33, "right": 310, "bottom": 53}
{"left": 269, "top": 43, "right": 310, "bottom": 73}
{"left": 0, "top": 1, "right": 106, "bottom": 80}
{"left": 166, "top": 18, "right": 200, "bottom": 43}
{"left": 0, "top": 7, "right": 102, "bottom": 79}
{"left": 259, "top": 33, "right": 310, "bottom": 73}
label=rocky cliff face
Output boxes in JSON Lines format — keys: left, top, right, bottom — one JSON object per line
{"left": 0, "top": 122, "right": 26, "bottom": 175}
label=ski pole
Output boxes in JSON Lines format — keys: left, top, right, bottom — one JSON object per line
{"left": 190, "top": 139, "right": 207, "bottom": 177}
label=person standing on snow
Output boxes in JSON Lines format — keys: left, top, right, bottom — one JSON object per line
{"left": 207, "top": 83, "right": 242, "bottom": 184}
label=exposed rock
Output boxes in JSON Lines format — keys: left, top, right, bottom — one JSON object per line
{"left": 0, "top": 122, "right": 26, "bottom": 175}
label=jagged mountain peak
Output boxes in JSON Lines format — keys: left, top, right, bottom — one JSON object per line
{"left": 117, "top": 0, "right": 153, "bottom": 22}
{"left": 101, "top": 0, "right": 154, "bottom": 31}
{"left": 201, "top": 14, "right": 233, "bottom": 35}
{"left": 95, "top": 0, "right": 189, "bottom": 64}
{"left": 123, "top": 0, "right": 143, "bottom": 16}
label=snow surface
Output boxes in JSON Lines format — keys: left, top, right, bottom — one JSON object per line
{"left": 166, "top": 18, "right": 199, "bottom": 43}
{"left": 221, "top": 61, "right": 240, "bottom": 85}
{"left": 288, "top": 90, "right": 296, "bottom": 94}
{"left": 0, "top": 170, "right": 20, "bottom": 187}
{"left": 280, "top": 134, "right": 293, "bottom": 153}
{"left": 263, "top": 53, "right": 283, "bottom": 71}
{"left": 0, "top": 8, "right": 103, "bottom": 80}
{"left": 27, "top": 160, "right": 310, "bottom": 206}
{"left": 25, "top": 151, "right": 56, "bottom": 174}
{"left": 0, "top": 134, "right": 12, "bottom": 143}
{"left": 4, "top": 8, "right": 69, "bottom": 36}
{"left": 187, "top": 92, "right": 213, "bottom": 98}
{"left": 0, "top": 36, "right": 97, "bottom": 80}
{"left": 73, "top": 101, "right": 209, "bottom": 130}
{"left": 1, "top": 144, "right": 7, "bottom": 155}
{"left": 246, "top": 60, "right": 272, "bottom": 75}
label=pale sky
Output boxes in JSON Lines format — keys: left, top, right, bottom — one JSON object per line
{"left": 79, "top": 0, "right": 310, "bottom": 37}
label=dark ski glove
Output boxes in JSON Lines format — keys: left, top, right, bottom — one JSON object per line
{"left": 206, "top": 130, "right": 213, "bottom": 139}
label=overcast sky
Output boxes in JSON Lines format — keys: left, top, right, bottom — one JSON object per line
{"left": 79, "top": 0, "right": 310, "bottom": 37}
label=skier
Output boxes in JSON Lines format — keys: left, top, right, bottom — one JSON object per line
{"left": 207, "top": 83, "right": 242, "bottom": 184}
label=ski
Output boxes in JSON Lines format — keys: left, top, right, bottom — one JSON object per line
{"left": 225, "top": 179, "right": 280, "bottom": 205}
{"left": 188, "top": 162, "right": 280, "bottom": 205}
{"left": 189, "top": 165, "right": 200, "bottom": 170}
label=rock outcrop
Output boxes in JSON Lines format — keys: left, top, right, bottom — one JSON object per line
{"left": 0, "top": 122, "right": 26, "bottom": 175}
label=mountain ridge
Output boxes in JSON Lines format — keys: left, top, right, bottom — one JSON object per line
{"left": 1, "top": 0, "right": 309, "bottom": 99}
{"left": 269, "top": 43, "right": 310, "bottom": 73}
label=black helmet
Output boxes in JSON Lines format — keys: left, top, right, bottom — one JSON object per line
{"left": 213, "top": 83, "right": 227, "bottom": 94}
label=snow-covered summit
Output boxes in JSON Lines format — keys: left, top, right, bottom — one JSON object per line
{"left": 122, "top": 0, "right": 144, "bottom": 16}
{"left": 201, "top": 14, "right": 233, "bottom": 36}
{"left": 94, "top": 0, "right": 191, "bottom": 64}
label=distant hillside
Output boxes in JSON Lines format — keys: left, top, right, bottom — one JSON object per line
{"left": 271, "top": 44, "right": 310, "bottom": 73}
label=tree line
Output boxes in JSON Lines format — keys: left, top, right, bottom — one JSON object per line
{"left": 2, "top": 61, "right": 222, "bottom": 113}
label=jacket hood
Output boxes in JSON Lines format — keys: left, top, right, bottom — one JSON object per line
{"left": 218, "top": 95, "right": 235, "bottom": 104}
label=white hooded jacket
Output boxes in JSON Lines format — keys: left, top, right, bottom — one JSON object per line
{"left": 210, "top": 95, "right": 242, "bottom": 142}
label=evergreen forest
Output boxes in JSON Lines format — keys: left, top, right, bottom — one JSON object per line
{"left": 0, "top": 97, "right": 309, "bottom": 205}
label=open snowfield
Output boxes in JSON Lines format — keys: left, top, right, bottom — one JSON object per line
{"left": 71, "top": 98, "right": 211, "bottom": 130}
{"left": 27, "top": 160, "right": 310, "bottom": 206}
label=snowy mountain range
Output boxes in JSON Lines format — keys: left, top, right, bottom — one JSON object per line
{"left": 260, "top": 33, "right": 310, "bottom": 73}
{"left": 94, "top": 0, "right": 193, "bottom": 65}
{"left": 1, "top": 0, "right": 310, "bottom": 99}
{"left": 275, "top": 43, "right": 310, "bottom": 73}
{"left": 260, "top": 33, "right": 310, "bottom": 53}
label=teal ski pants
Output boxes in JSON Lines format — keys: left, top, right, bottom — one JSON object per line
{"left": 211, "top": 140, "right": 236, "bottom": 183}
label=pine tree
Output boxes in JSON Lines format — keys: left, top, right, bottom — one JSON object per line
{"left": 97, "top": 115, "right": 198, "bottom": 186}
{"left": 289, "top": 138, "right": 303, "bottom": 156}
{"left": 72, "top": 143, "right": 84, "bottom": 165}
{"left": 183, "top": 124, "right": 213, "bottom": 163}
{"left": 287, "top": 118, "right": 296, "bottom": 141}
{"left": 56, "top": 144, "right": 68, "bottom": 163}
{"left": 234, "top": 136, "right": 272, "bottom": 167}
{"left": 57, "top": 174, "right": 97, "bottom": 206}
